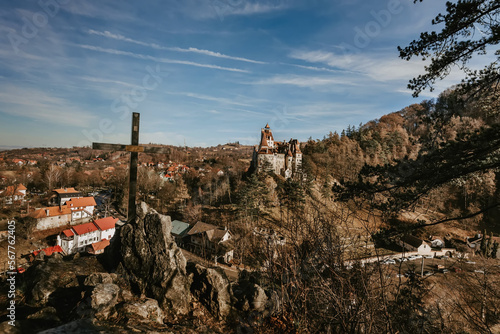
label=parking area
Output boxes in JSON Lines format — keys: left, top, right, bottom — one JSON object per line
{"left": 379, "top": 256, "right": 497, "bottom": 278}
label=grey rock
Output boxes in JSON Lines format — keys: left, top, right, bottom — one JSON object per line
{"left": 118, "top": 203, "right": 192, "bottom": 315}
{"left": 90, "top": 283, "right": 120, "bottom": 320}
{"left": 188, "top": 262, "right": 232, "bottom": 319}
{"left": 232, "top": 282, "right": 268, "bottom": 313}
{"left": 84, "top": 273, "right": 114, "bottom": 286}
{"left": 122, "top": 298, "right": 164, "bottom": 324}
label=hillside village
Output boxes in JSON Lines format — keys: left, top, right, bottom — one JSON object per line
{"left": 0, "top": 111, "right": 499, "bottom": 332}
{"left": 0, "top": 122, "right": 498, "bottom": 271}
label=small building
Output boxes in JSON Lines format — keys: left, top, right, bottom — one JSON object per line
{"left": 398, "top": 235, "right": 431, "bottom": 255}
{"left": 186, "top": 222, "right": 234, "bottom": 264}
{"left": 93, "top": 216, "right": 119, "bottom": 241}
{"left": 31, "top": 245, "right": 64, "bottom": 260}
{"left": 171, "top": 220, "right": 191, "bottom": 246}
{"left": 2, "top": 184, "right": 27, "bottom": 205}
{"left": 51, "top": 188, "right": 83, "bottom": 206}
{"left": 57, "top": 217, "right": 118, "bottom": 255}
{"left": 65, "top": 197, "right": 97, "bottom": 221}
{"left": 30, "top": 206, "right": 72, "bottom": 230}
{"left": 87, "top": 239, "right": 111, "bottom": 255}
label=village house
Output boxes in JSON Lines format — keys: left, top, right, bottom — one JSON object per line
{"left": 171, "top": 220, "right": 191, "bottom": 246}
{"left": 1, "top": 184, "right": 27, "bottom": 205}
{"left": 57, "top": 217, "right": 119, "bottom": 254}
{"left": 87, "top": 239, "right": 110, "bottom": 255}
{"left": 398, "top": 235, "right": 432, "bottom": 255}
{"left": 186, "top": 221, "right": 234, "bottom": 264}
{"left": 50, "top": 187, "right": 83, "bottom": 205}
{"left": 30, "top": 206, "right": 72, "bottom": 230}
{"left": 65, "top": 197, "right": 97, "bottom": 221}
{"left": 30, "top": 245, "right": 64, "bottom": 261}
{"left": 30, "top": 196, "right": 97, "bottom": 230}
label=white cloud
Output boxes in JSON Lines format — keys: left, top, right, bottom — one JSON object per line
{"left": 77, "top": 45, "right": 250, "bottom": 73}
{"left": 0, "top": 86, "right": 97, "bottom": 127}
{"left": 255, "top": 74, "right": 358, "bottom": 87}
{"left": 229, "top": 2, "right": 289, "bottom": 15}
{"left": 88, "top": 29, "right": 266, "bottom": 64}
{"left": 164, "top": 91, "right": 255, "bottom": 107}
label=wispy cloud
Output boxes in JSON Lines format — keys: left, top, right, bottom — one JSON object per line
{"left": 289, "top": 48, "right": 430, "bottom": 83}
{"left": 229, "top": 2, "right": 289, "bottom": 15}
{"left": 77, "top": 44, "right": 250, "bottom": 73}
{"left": 0, "top": 86, "right": 96, "bottom": 127}
{"left": 80, "top": 76, "right": 138, "bottom": 89}
{"left": 255, "top": 74, "right": 358, "bottom": 87}
{"left": 165, "top": 91, "right": 254, "bottom": 107}
{"left": 88, "top": 29, "right": 266, "bottom": 64}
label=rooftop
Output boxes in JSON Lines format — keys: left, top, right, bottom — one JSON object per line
{"left": 93, "top": 217, "right": 118, "bottom": 231}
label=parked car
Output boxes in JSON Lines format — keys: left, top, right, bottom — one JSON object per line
{"left": 423, "top": 270, "right": 433, "bottom": 276}
{"left": 440, "top": 268, "right": 449, "bottom": 274}
{"left": 381, "top": 259, "right": 396, "bottom": 265}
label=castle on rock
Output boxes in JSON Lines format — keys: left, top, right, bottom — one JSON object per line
{"left": 251, "top": 123, "right": 302, "bottom": 179}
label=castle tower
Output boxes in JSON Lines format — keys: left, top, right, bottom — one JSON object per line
{"left": 252, "top": 123, "right": 302, "bottom": 178}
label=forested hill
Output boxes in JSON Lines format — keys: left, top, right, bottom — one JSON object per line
{"left": 303, "top": 87, "right": 500, "bottom": 232}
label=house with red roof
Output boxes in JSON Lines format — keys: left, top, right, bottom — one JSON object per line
{"left": 30, "top": 205, "right": 72, "bottom": 230}
{"left": 50, "top": 187, "right": 83, "bottom": 205}
{"left": 30, "top": 196, "right": 97, "bottom": 231}
{"left": 87, "top": 239, "right": 110, "bottom": 255}
{"left": 32, "top": 245, "right": 64, "bottom": 258}
{"left": 56, "top": 216, "right": 119, "bottom": 254}
{"left": 1, "top": 184, "right": 27, "bottom": 205}
{"left": 65, "top": 196, "right": 96, "bottom": 221}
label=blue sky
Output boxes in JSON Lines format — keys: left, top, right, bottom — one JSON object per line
{"left": 0, "top": 0, "right": 483, "bottom": 148}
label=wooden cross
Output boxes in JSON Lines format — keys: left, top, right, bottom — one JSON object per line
{"left": 92, "top": 112, "right": 170, "bottom": 223}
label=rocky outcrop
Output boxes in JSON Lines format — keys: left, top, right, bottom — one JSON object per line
{"left": 122, "top": 298, "right": 164, "bottom": 324}
{"left": 117, "top": 202, "right": 192, "bottom": 315}
{"left": 188, "top": 262, "right": 233, "bottom": 320}
{"left": 89, "top": 283, "right": 121, "bottom": 320}
{"left": 232, "top": 281, "right": 268, "bottom": 312}
{"left": 83, "top": 272, "right": 116, "bottom": 286}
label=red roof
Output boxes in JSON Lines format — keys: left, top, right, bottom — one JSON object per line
{"left": 62, "top": 229, "right": 74, "bottom": 237}
{"left": 72, "top": 222, "right": 98, "bottom": 235}
{"left": 94, "top": 217, "right": 118, "bottom": 231}
{"left": 53, "top": 188, "right": 79, "bottom": 194}
{"left": 33, "top": 245, "right": 63, "bottom": 256}
{"left": 29, "top": 206, "right": 71, "bottom": 219}
{"left": 89, "top": 239, "right": 110, "bottom": 252}
{"left": 66, "top": 197, "right": 96, "bottom": 208}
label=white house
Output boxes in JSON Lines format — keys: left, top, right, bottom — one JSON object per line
{"left": 398, "top": 235, "right": 432, "bottom": 255}
{"left": 2, "top": 184, "right": 27, "bottom": 205}
{"left": 65, "top": 197, "right": 97, "bottom": 221}
{"left": 93, "top": 216, "right": 119, "bottom": 241}
{"left": 30, "top": 206, "right": 72, "bottom": 230}
{"left": 57, "top": 217, "right": 118, "bottom": 254}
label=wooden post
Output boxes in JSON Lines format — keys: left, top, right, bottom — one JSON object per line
{"left": 128, "top": 113, "right": 140, "bottom": 223}
{"left": 92, "top": 112, "right": 170, "bottom": 224}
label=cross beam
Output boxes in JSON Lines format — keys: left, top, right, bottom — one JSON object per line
{"left": 92, "top": 113, "right": 170, "bottom": 223}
